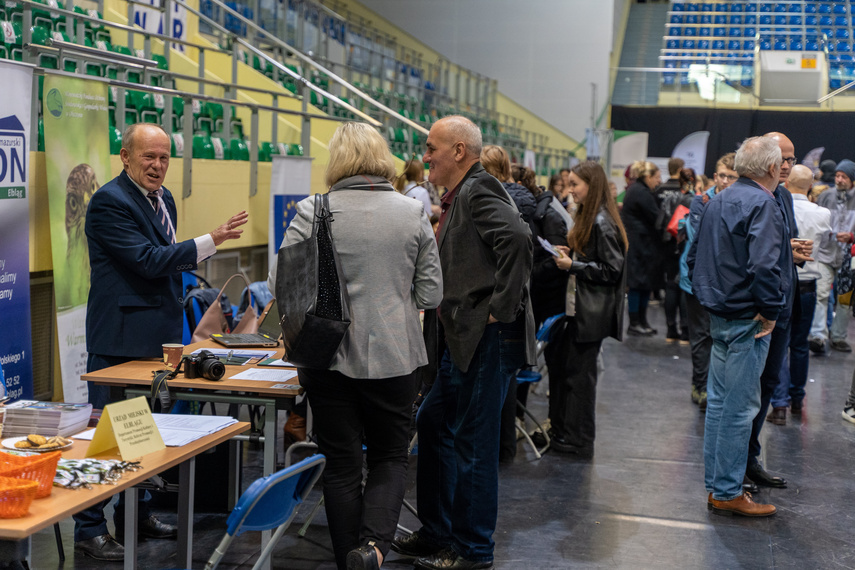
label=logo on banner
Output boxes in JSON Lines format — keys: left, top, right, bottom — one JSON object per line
{"left": 46, "top": 88, "right": 64, "bottom": 118}
{"left": 0, "top": 115, "right": 26, "bottom": 199}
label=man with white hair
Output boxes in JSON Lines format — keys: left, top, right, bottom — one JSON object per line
{"left": 688, "top": 136, "right": 789, "bottom": 517}
{"left": 392, "top": 116, "right": 535, "bottom": 570}
{"left": 766, "top": 164, "right": 830, "bottom": 423}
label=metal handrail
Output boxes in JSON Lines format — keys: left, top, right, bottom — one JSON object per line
{"left": 175, "top": 0, "right": 429, "bottom": 136}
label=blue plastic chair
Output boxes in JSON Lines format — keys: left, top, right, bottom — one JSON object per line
{"left": 204, "top": 454, "right": 326, "bottom": 570}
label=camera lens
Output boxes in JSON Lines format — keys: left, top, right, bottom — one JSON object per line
{"left": 199, "top": 358, "right": 225, "bottom": 381}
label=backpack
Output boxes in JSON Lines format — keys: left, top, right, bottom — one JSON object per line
{"left": 183, "top": 273, "right": 234, "bottom": 335}
{"left": 656, "top": 189, "right": 683, "bottom": 242}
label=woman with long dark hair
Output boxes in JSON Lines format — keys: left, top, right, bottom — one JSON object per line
{"left": 546, "top": 160, "right": 627, "bottom": 458}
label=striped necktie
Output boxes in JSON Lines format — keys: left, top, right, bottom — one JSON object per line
{"left": 146, "top": 190, "right": 176, "bottom": 244}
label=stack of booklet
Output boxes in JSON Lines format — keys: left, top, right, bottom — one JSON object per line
{"left": 150, "top": 414, "right": 239, "bottom": 447}
{"left": 1, "top": 400, "right": 93, "bottom": 438}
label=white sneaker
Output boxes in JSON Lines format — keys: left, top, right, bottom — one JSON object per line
{"left": 842, "top": 407, "right": 855, "bottom": 424}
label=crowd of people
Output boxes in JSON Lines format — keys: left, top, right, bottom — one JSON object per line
{"left": 78, "top": 117, "right": 855, "bottom": 568}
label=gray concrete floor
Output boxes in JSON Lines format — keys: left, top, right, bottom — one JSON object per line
{"left": 25, "top": 303, "right": 855, "bottom": 568}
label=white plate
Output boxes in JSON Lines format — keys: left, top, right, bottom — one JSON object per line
{"left": 1, "top": 436, "right": 73, "bottom": 452}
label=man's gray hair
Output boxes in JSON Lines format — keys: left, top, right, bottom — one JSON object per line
{"left": 443, "top": 115, "right": 482, "bottom": 157}
{"left": 734, "top": 136, "right": 781, "bottom": 179}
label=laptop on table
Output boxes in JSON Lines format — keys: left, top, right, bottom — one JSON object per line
{"left": 211, "top": 300, "right": 281, "bottom": 348}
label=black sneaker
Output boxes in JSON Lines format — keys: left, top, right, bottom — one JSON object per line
{"left": 391, "top": 531, "right": 445, "bottom": 558}
{"left": 831, "top": 340, "right": 852, "bottom": 353}
{"left": 809, "top": 338, "right": 826, "bottom": 354}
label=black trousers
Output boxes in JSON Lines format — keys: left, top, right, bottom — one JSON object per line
{"left": 299, "top": 367, "right": 417, "bottom": 569}
{"left": 685, "top": 293, "right": 712, "bottom": 391}
{"left": 544, "top": 317, "right": 603, "bottom": 449}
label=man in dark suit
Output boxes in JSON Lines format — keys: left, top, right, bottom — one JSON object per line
{"left": 392, "top": 116, "right": 535, "bottom": 570}
{"left": 74, "top": 123, "right": 248, "bottom": 561}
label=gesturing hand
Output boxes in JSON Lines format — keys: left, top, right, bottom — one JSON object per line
{"left": 210, "top": 211, "right": 249, "bottom": 246}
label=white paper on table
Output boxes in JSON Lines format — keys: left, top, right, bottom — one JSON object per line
{"left": 229, "top": 368, "right": 299, "bottom": 382}
{"left": 73, "top": 428, "right": 96, "bottom": 440}
{"left": 191, "top": 348, "right": 277, "bottom": 361}
{"left": 72, "top": 415, "right": 239, "bottom": 446}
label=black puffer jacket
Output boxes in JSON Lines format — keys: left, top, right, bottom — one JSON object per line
{"left": 531, "top": 191, "right": 571, "bottom": 324}
{"left": 503, "top": 181, "right": 537, "bottom": 230}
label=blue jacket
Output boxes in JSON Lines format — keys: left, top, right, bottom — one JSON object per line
{"left": 688, "top": 177, "right": 788, "bottom": 321}
{"left": 679, "top": 187, "right": 717, "bottom": 294}
{"left": 85, "top": 170, "right": 198, "bottom": 358}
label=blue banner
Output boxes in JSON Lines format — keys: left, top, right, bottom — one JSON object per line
{"left": 0, "top": 61, "right": 33, "bottom": 400}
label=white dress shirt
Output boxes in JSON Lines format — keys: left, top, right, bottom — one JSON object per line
{"left": 792, "top": 193, "right": 833, "bottom": 281}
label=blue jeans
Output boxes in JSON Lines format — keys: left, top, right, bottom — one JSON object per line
{"left": 704, "top": 316, "right": 771, "bottom": 501}
{"left": 748, "top": 316, "right": 791, "bottom": 465}
{"left": 416, "top": 322, "right": 526, "bottom": 562}
{"left": 773, "top": 287, "right": 816, "bottom": 408}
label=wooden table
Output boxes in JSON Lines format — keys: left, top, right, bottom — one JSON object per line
{"left": 81, "top": 340, "right": 302, "bottom": 479}
{"left": 0, "top": 421, "right": 249, "bottom": 570}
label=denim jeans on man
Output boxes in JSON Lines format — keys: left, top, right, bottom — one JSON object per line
{"left": 773, "top": 286, "right": 817, "bottom": 408}
{"left": 705, "top": 316, "right": 771, "bottom": 501}
{"left": 748, "top": 316, "right": 791, "bottom": 466}
{"left": 416, "top": 321, "right": 526, "bottom": 562}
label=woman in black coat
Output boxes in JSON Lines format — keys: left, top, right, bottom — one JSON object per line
{"left": 547, "top": 161, "right": 627, "bottom": 458}
{"left": 620, "top": 160, "right": 662, "bottom": 336}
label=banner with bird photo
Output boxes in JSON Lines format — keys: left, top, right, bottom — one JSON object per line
{"left": 0, "top": 60, "right": 34, "bottom": 401}
{"left": 43, "top": 75, "right": 110, "bottom": 403}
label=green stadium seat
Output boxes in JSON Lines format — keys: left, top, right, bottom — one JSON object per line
{"left": 210, "top": 136, "right": 229, "bottom": 160}
{"left": 0, "top": 21, "right": 22, "bottom": 61}
{"left": 258, "top": 141, "right": 274, "bottom": 162}
{"left": 38, "top": 118, "right": 45, "bottom": 152}
{"left": 287, "top": 143, "right": 303, "bottom": 156}
{"left": 229, "top": 138, "right": 249, "bottom": 161}
{"left": 170, "top": 133, "right": 185, "bottom": 158}
{"left": 109, "top": 125, "right": 122, "bottom": 154}
{"left": 193, "top": 134, "right": 215, "bottom": 159}
{"left": 30, "top": 25, "right": 58, "bottom": 68}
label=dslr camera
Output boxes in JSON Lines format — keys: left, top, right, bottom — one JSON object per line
{"left": 183, "top": 350, "right": 225, "bottom": 381}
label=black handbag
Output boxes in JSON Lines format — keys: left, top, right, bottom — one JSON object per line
{"left": 275, "top": 193, "right": 351, "bottom": 369}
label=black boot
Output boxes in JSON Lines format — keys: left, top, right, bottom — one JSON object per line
{"left": 666, "top": 324, "right": 679, "bottom": 342}
{"left": 627, "top": 312, "right": 649, "bottom": 336}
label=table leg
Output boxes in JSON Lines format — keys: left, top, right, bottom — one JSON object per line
{"left": 258, "top": 402, "right": 276, "bottom": 570}
{"left": 228, "top": 439, "right": 240, "bottom": 510}
{"left": 178, "top": 457, "right": 196, "bottom": 569}
{"left": 124, "top": 487, "right": 138, "bottom": 570}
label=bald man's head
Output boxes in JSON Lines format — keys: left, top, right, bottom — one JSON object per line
{"left": 764, "top": 132, "right": 795, "bottom": 183}
{"left": 786, "top": 164, "right": 813, "bottom": 195}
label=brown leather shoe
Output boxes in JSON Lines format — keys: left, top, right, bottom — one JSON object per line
{"left": 709, "top": 493, "right": 776, "bottom": 517}
{"left": 283, "top": 412, "right": 306, "bottom": 448}
{"left": 765, "top": 407, "right": 787, "bottom": 425}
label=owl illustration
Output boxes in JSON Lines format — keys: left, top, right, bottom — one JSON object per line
{"left": 64, "top": 164, "right": 99, "bottom": 306}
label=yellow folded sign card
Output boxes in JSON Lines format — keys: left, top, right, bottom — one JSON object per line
{"left": 86, "top": 396, "right": 165, "bottom": 459}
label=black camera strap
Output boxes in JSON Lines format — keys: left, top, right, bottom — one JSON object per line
{"left": 151, "top": 364, "right": 180, "bottom": 413}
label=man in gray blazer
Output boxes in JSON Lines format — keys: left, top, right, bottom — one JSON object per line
{"left": 392, "top": 116, "right": 535, "bottom": 570}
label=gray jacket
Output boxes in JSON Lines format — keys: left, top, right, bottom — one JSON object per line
{"left": 269, "top": 176, "right": 443, "bottom": 379}
{"left": 815, "top": 187, "right": 855, "bottom": 268}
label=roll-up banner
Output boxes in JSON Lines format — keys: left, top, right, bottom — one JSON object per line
{"left": 269, "top": 155, "right": 312, "bottom": 268}
{"left": 0, "top": 61, "right": 34, "bottom": 400}
{"left": 43, "top": 76, "right": 111, "bottom": 403}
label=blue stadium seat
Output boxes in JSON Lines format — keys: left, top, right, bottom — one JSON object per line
{"left": 669, "top": 26, "right": 682, "bottom": 36}
{"left": 742, "top": 66, "right": 754, "bottom": 87}
{"left": 827, "top": 40, "right": 836, "bottom": 52}
{"left": 806, "top": 38, "right": 819, "bottom": 50}
{"left": 700, "top": 26, "right": 711, "bottom": 36}
{"left": 671, "top": 14, "right": 683, "bottom": 24}
{"left": 730, "top": 26, "right": 742, "bottom": 36}
{"left": 683, "top": 39, "right": 696, "bottom": 48}
{"left": 834, "top": 3, "right": 848, "bottom": 15}
{"left": 714, "top": 26, "right": 726, "bottom": 36}
{"left": 746, "top": 3, "right": 758, "bottom": 12}
{"left": 788, "top": 2, "right": 802, "bottom": 13}
{"left": 789, "top": 15, "right": 802, "bottom": 25}
{"left": 687, "top": 3, "right": 700, "bottom": 12}
{"left": 714, "top": 14, "right": 727, "bottom": 24}
{"left": 789, "top": 38, "right": 803, "bottom": 50}
{"left": 760, "top": 14, "right": 772, "bottom": 24}
{"left": 822, "top": 27, "right": 834, "bottom": 38}
{"left": 701, "top": 14, "right": 712, "bottom": 23}
{"left": 774, "top": 37, "right": 787, "bottom": 50}
{"left": 760, "top": 3, "right": 772, "bottom": 13}
{"left": 838, "top": 28, "right": 850, "bottom": 39}
{"left": 745, "top": 13, "right": 757, "bottom": 24}
{"left": 730, "top": 14, "right": 742, "bottom": 24}
{"left": 685, "top": 26, "right": 697, "bottom": 36}
{"left": 686, "top": 14, "right": 699, "bottom": 24}
{"left": 673, "top": 3, "right": 685, "bottom": 11}
{"left": 819, "top": 3, "right": 832, "bottom": 15}
{"left": 831, "top": 79, "right": 842, "bottom": 89}
{"left": 731, "top": 2, "right": 743, "bottom": 13}
{"left": 838, "top": 40, "right": 852, "bottom": 52}
{"left": 667, "top": 38, "right": 680, "bottom": 49}
{"left": 744, "top": 27, "right": 757, "bottom": 37}
{"left": 805, "top": 14, "right": 818, "bottom": 25}
{"left": 774, "top": 15, "right": 786, "bottom": 25}
{"left": 805, "top": 3, "right": 817, "bottom": 14}
{"left": 714, "top": 2, "right": 728, "bottom": 12}
{"left": 852, "top": 15, "right": 855, "bottom": 26}
{"left": 773, "top": 3, "right": 786, "bottom": 13}
{"left": 663, "top": 73, "right": 676, "bottom": 86}
{"left": 713, "top": 39, "right": 726, "bottom": 49}
{"left": 698, "top": 38, "right": 711, "bottom": 48}
{"left": 760, "top": 37, "right": 772, "bottom": 49}
{"left": 841, "top": 54, "right": 854, "bottom": 62}
{"left": 701, "top": 3, "right": 713, "bottom": 11}
{"left": 836, "top": 16, "right": 848, "bottom": 26}
{"left": 744, "top": 39, "right": 756, "bottom": 50}
{"left": 728, "top": 39, "right": 741, "bottom": 49}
